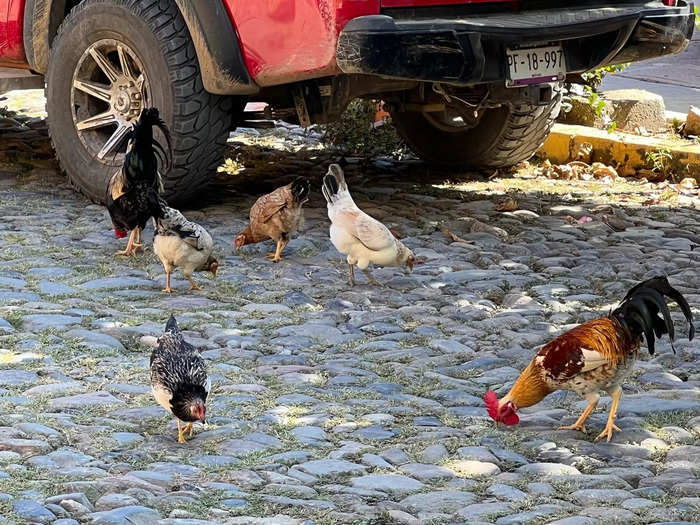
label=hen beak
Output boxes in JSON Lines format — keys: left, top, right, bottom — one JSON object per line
{"left": 407, "top": 260, "right": 414, "bottom": 272}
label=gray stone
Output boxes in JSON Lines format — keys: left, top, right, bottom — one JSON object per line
{"left": 297, "top": 459, "right": 365, "bottom": 478}
{"left": 399, "top": 463, "right": 454, "bottom": 481}
{"left": 22, "top": 314, "right": 81, "bottom": 331}
{"left": 572, "top": 489, "right": 634, "bottom": 505}
{"left": 420, "top": 444, "right": 448, "bottom": 464}
{"left": 458, "top": 503, "right": 513, "bottom": 521}
{"left": 0, "top": 369, "right": 38, "bottom": 386}
{"left": 400, "top": 490, "right": 476, "bottom": 513}
{"left": 39, "top": 280, "right": 77, "bottom": 296}
{"left": 487, "top": 483, "right": 529, "bottom": 502}
{"left": 51, "top": 391, "right": 123, "bottom": 409}
{"left": 89, "top": 506, "right": 161, "bottom": 524}
{"left": 13, "top": 499, "right": 56, "bottom": 524}
{"left": 351, "top": 474, "right": 424, "bottom": 495}
{"left": 517, "top": 463, "right": 581, "bottom": 476}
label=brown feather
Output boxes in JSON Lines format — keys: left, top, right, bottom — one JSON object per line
{"left": 108, "top": 169, "right": 127, "bottom": 201}
{"left": 239, "top": 183, "right": 305, "bottom": 245}
{"left": 504, "top": 317, "right": 637, "bottom": 410}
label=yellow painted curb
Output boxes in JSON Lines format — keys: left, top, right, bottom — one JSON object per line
{"left": 539, "top": 123, "right": 700, "bottom": 179}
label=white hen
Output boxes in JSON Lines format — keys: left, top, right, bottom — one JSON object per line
{"left": 153, "top": 204, "right": 218, "bottom": 293}
{"left": 322, "top": 164, "right": 414, "bottom": 286}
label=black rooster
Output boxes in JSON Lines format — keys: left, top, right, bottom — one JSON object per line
{"left": 106, "top": 107, "right": 172, "bottom": 256}
{"left": 151, "top": 315, "right": 209, "bottom": 443}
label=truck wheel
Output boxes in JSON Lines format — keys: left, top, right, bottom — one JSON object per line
{"left": 390, "top": 85, "right": 562, "bottom": 168}
{"left": 45, "top": 0, "right": 239, "bottom": 205}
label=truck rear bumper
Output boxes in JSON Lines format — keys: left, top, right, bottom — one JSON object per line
{"left": 336, "top": 2, "right": 695, "bottom": 86}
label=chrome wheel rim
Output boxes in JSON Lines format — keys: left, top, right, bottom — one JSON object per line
{"left": 71, "top": 39, "right": 150, "bottom": 162}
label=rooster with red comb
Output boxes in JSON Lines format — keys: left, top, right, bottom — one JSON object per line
{"left": 484, "top": 277, "right": 694, "bottom": 441}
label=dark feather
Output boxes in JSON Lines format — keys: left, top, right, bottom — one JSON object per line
{"left": 612, "top": 276, "right": 694, "bottom": 356}
{"left": 291, "top": 177, "right": 310, "bottom": 203}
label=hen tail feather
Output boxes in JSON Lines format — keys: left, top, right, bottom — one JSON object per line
{"left": 291, "top": 177, "right": 310, "bottom": 204}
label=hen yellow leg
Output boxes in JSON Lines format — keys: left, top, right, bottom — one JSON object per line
{"left": 116, "top": 230, "right": 136, "bottom": 256}
{"left": 348, "top": 264, "right": 355, "bottom": 286}
{"left": 185, "top": 272, "right": 202, "bottom": 291}
{"left": 559, "top": 397, "right": 598, "bottom": 433}
{"left": 265, "top": 239, "right": 286, "bottom": 263}
{"left": 163, "top": 270, "right": 174, "bottom": 293}
{"left": 177, "top": 419, "right": 186, "bottom": 444}
{"left": 184, "top": 422, "right": 194, "bottom": 437}
{"left": 361, "top": 268, "right": 384, "bottom": 287}
{"left": 595, "top": 387, "right": 622, "bottom": 442}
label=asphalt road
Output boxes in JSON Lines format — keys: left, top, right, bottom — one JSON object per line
{"left": 602, "top": 31, "right": 700, "bottom": 113}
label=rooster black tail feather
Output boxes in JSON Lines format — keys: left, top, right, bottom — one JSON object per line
{"left": 131, "top": 107, "right": 173, "bottom": 174}
{"left": 291, "top": 176, "right": 310, "bottom": 203}
{"left": 612, "top": 276, "right": 695, "bottom": 355}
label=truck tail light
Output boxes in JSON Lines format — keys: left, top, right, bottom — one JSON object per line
{"left": 661, "top": 0, "right": 677, "bottom": 6}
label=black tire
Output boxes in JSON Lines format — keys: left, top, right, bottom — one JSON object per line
{"left": 46, "top": 0, "right": 239, "bottom": 205}
{"left": 390, "top": 84, "right": 562, "bottom": 168}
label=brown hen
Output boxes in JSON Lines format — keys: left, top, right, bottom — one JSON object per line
{"left": 234, "top": 177, "right": 310, "bottom": 262}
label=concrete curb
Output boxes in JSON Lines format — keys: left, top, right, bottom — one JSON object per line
{"left": 539, "top": 123, "right": 700, "bottom": 179}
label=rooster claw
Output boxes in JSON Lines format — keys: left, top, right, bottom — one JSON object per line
{"left": 162, "top": 287, "right": 174, "bottom": 294}
{"left": 265, "top": 253, "right": 281, "bottom": 263}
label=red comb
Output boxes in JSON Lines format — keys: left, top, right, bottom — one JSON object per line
{"left": 414, "top": 261, "right": 425, "bottom": 265}
{"left": 114, "top": 228, "right": 127, "bottom": 239}
{"left": 484, "top": 390, "right": 499, "bottom": 420}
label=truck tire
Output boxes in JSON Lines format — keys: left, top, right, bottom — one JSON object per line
{"left": 390, "top": 85, "right": 562, "bottom": 169}
{"left": 45, "top": 0, "right": 238, "bottom": 205}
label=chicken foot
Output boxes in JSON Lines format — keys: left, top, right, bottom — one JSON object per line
{"left": 176, "top": 419, "right": 186, "bottom": 444}
{"left": 559, "top": 395, "right": 599, "bottom": 433}
{"left": 116, "top": 230, "right": 138, "bottom": 256}
{"left": 265, "top": 238, "right": 288, "bottom": 263}
{"left": 183, "top": 422, "right": 194, "bottom": 437}
{"left": 185, "top": 272, "right": 202, "bottom": 291}
{"left": 595, "top": 387, "right": 622, "bottom": 442}
{"left": 163, "top": 270, "right": 174, "bottom": 293}
{"left": 361, "top": 268, "right": 384, "bottom": 287}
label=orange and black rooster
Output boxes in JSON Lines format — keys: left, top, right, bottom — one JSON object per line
{"left": 485, "top": 276, "right": 694, "bottom": 441}
{"left": 106, "top": 107, "right": 172, "bottom": 256}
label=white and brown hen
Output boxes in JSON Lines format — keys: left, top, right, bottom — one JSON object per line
{"left": 322, "top": 164, "right": 415, "bottom": 286}
{"left": 153, "top": 204, "right": 218, "bottom": 293}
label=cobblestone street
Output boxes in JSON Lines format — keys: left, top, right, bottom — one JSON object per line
{"left": 1, "top": 93, "right": 700, "bottom": 525}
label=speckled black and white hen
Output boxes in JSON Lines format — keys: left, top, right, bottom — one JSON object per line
{"left": 151, "top": 315, "right": 210, "bottom": 443}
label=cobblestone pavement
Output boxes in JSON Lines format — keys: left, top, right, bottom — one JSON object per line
{"left": 1, "top": 93, "right": 700, "bottom": 525}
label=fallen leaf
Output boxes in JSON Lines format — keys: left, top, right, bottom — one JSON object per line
{"left": 592, "top": 165, "right": 618, "bottom": 180}
{"left": 496, "top": 197, "right": 518, "bottom": 212}
{"left": 441, "top": 228, "right": 472, "bottom": 244}
{"left": 679, "top": 177, "right": 698, "bottom": 190}
{"left": 574, "top": 142, "right": 593, "bottom": 162}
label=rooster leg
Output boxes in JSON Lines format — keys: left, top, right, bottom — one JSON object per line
{"left": 177, "top": 419, "right": 186, "bottom": 444}
{"left": 184, "top": 422, "right": 194, "bottom": 437}
{"left": 348, "top": 264, "right": 355, "bottom": 286}
{"left": 116, "top": 230, "right": 136, "bottom": 256}
{"left": 558, "top": 394, "right": 599, "bottom": 433}
{"left": 595, "top": 387, "right": 623, "bottom": 442}
{"left": 185, "top": 272, "right": 202, "bottom": 291}
{"left": 133, "top": 227, "right": 143, "bottom": 251}
{"left": 163, "top": 269, "right": 174, "bottom": 293}
{"left": 361, "top": 268, "right": 384, "bottom": 287}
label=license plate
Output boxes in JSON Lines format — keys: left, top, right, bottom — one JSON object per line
{"left": 506, "top": 45, "right": 566, "bottom": 87}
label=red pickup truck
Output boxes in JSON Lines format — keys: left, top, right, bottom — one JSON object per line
{"left": 0, "top": 1, "right": 695, "bottom": 204}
